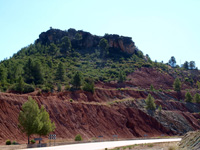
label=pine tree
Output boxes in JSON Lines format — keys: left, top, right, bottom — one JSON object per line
{"left": 150, "top": 84, "right": 155, "bottom": 91}
{"left": 185, "top": 91, "right": 193, "bottom": 102}
{"left": 37, "top": 106, "right": 55, "bottom": 139}
{"left": 145, "top": 94, "right": 156, "bottom": 110}
{"left": 194, "top": 93, "right": 200, "bottom": 103}
{"left": 118, "top": 71, "right": 126, "bottom": 83}
{"left": 56, "top": 62, "right": 65, "bottom": 82}
{"left": 183, "top": 61, "right": 189, "bottom": 70}
{"left": 72, "top": 71, "right": 82, "bottom": 89}
{"left": 16, "top": 76, "right": 25, "bottom": 93}
{"left": 99, "top": 38, "right": 109, "bottom": 58}
{"left": 60, "top": 36, "right": 71, "bottom": 55}
{"left": 168, "top": 56, "right": 176, "bottom": 68}
{"left": 32, "top": 61, "right": 44, "bottom": 84}
{"left": 0, "top": 66, "right": 7, "bottom": 82}
{"left": 83, "top": 77, "right": 94, "bottom": 93}
{"left": 48, "top": 43, "right": 58, "bottom": 61}
{"left": 18, "top": 97, "right": 43, "bottom": 144}
{"left": 23, "top": 58, "right": 34, "bottom": 84}
{"left": 19, "top": 97, "right": 55, "bottom": 144}
{"left": 173, "top": 78, "right": 181, "bottom": 92}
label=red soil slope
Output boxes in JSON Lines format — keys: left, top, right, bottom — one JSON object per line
{"left": 0, "top": 68, "right": 199, "bottom": 144}
{"left": 0, "top": 92, "right": 173, "bottom": 144}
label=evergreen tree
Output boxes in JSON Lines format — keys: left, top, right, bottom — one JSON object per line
{"left": 150, "top": 84, "right": 155, "bottom": 91}
{"left": 158, "top": 105, "right": 162, "bottom": 112}
{"left": 83, "top": 77, "right": 94, "bottom": 93}
{"left": 48, "top": 43, "right": 58, "bottom": 61}
{"left": 183, "top": 61, "right": 189, "bottom": 70}
{"left": 72, "top": 71, "right": 82, "bottom": 89}
{"left": 0, "top": 66, "right": 7, "bottom": 82}
{"left": 189, "top": 61, "right": 195, "bottom": 70}
{"left": 16, "top": 76, "right": 25, "bottom": 93}
{"left": 194, "top": 93, "right": 200, "bottom": 103}
{"left": 185, "top": 91, "right": 193, "bottom": 102}
{"left": 118, "top": 71, "right": 126, "bottom": 83}
{"left": 56, "top": 62, "right": 65, "bottom": 82}
{"left": 173, "top": 78, "right": 181, "bottom": 92}
{"left": 145, "top": 94, "right": 156, "bottom": 110}
{"left": 168, "top": 56, "right": 176, "bottom": 68}
{"left": 99, "top": 38, "right": 109, "bottom": 58}
{"left": 23, "top": 58, "right": 34, "bottom": 84}
{"left": 32, "top": 61, "right": 44, "bottom": 84}
{"left": 37, "top": 106, "right": 55, "bottom": 139}
{"left": 18, "top": 97, "right": 42, "bottom": 144}
{"left": 60, "top": 36, "right": 71, "bottom": 55}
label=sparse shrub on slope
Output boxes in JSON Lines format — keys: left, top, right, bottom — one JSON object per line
{"left": 185, "top": 91, "right": 193, "bottom": 102}
{"left": 75, "top": 134, "right": 82, "bottom": 141}
{"left": 145, "top": 94, "right": 156, "bottom": 111}
{"left": 5, "top": 140, "right": 11, "bottom": 145}
{"left": 194, "top": 93, "right": 200, "bottom": 103}
{"left": 173, "top": 78, "right": 181, "bottom": 92}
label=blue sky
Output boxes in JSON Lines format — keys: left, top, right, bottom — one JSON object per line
{"left": 1, "top": 0, "right": 200, "bottom": 68}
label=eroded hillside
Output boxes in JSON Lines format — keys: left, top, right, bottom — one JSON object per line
{"left": 0, "top": 68, "right": 199, "bottom": 144}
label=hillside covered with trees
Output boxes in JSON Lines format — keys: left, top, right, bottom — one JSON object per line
{"left": 0, "top": 28, "right": 199, "bottom": 144}
{"left": 0, "top": 28, "right": 199, "bottom": 94}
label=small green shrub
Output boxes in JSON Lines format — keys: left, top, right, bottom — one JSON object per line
{"left": 6, "top": 140, "right": 11, "bottom": 145}
{"left": 12, "top": 141, "right": 17, "bottom": 145}
{"left": 41, "top": 87, "right": 50, "bottom": 93}
{"left": 23, "top": 84, "right": 35, "bottom": 93}
{"left": 69, "top": 99, "right": 73, "bottom": 102}
{"left": 75, "top": 134, "right": 82, "bottom": 141}
{"left": 30, "top": 139, "right": 36, "bottom": 144}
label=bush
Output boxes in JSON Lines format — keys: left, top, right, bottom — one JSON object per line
{"left": 9, "top": 83, "right": 35, "bottom": 93}
{"left": 75, "top": 134, "right": 82, "bottom": 141}
{"left": 23, "top": 84, "right": 35, "bottom": 93}
{"left": 150, "top": 84, "right": 155, "bottom": 91}
{"left": 6, "top": 140, "right": 11, "bottom": 145}
{"left": 145, "top": 94, "right": 156, "bottom": 110}
{"left": 12, "top": 141, "right": 17, "bottom": 145}
{"left": 30, "top": 139, "right": 36, "bottom": 144}
{"left": 185, "top": 91, "right": 193, "bottom": 102}
{"left": 194, "top": 93, "right": 200, "bottom": 103}
{"left": 41, "top": 86, "right": 50, "bottom": 93}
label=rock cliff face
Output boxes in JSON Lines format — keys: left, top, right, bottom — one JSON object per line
{"left": 36, "top": 28, "right": 137, "bottom": 54}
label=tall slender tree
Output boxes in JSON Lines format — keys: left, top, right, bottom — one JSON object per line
{"left": 168, "top": 56, "right": 176, "bottom": 68}
{"left": 48, "top": 43, "right": 58, "bottom": 62}
{"left": 23, "top": 58, "right": 34, "bottom": 84}
{"left": 72, "top": 71, "right": 82, "bottom": 89}
{"left": 173, "top": 78, "right": 181, "bottom": 92}
{"left": 56, "top": 62, "right": 65, "bottom": 82}
{"left": 60, "top": 36, "right": 71, "bottom": 55}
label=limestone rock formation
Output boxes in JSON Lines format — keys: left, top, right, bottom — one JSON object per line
{"left": 36, "top": 28, "right": 137, "bottom": 54}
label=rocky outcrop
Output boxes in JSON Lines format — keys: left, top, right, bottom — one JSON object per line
{"left": 36, "top": 28, "right": 137, "bottom": 54}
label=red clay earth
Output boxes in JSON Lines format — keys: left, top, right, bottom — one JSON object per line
{"left": 0, "top": 68, "right": 199, "bottom": 144}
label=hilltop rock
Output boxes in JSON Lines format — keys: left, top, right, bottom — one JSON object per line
{"left": 36, "top": 28, "right": 137, "bottom": 54}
